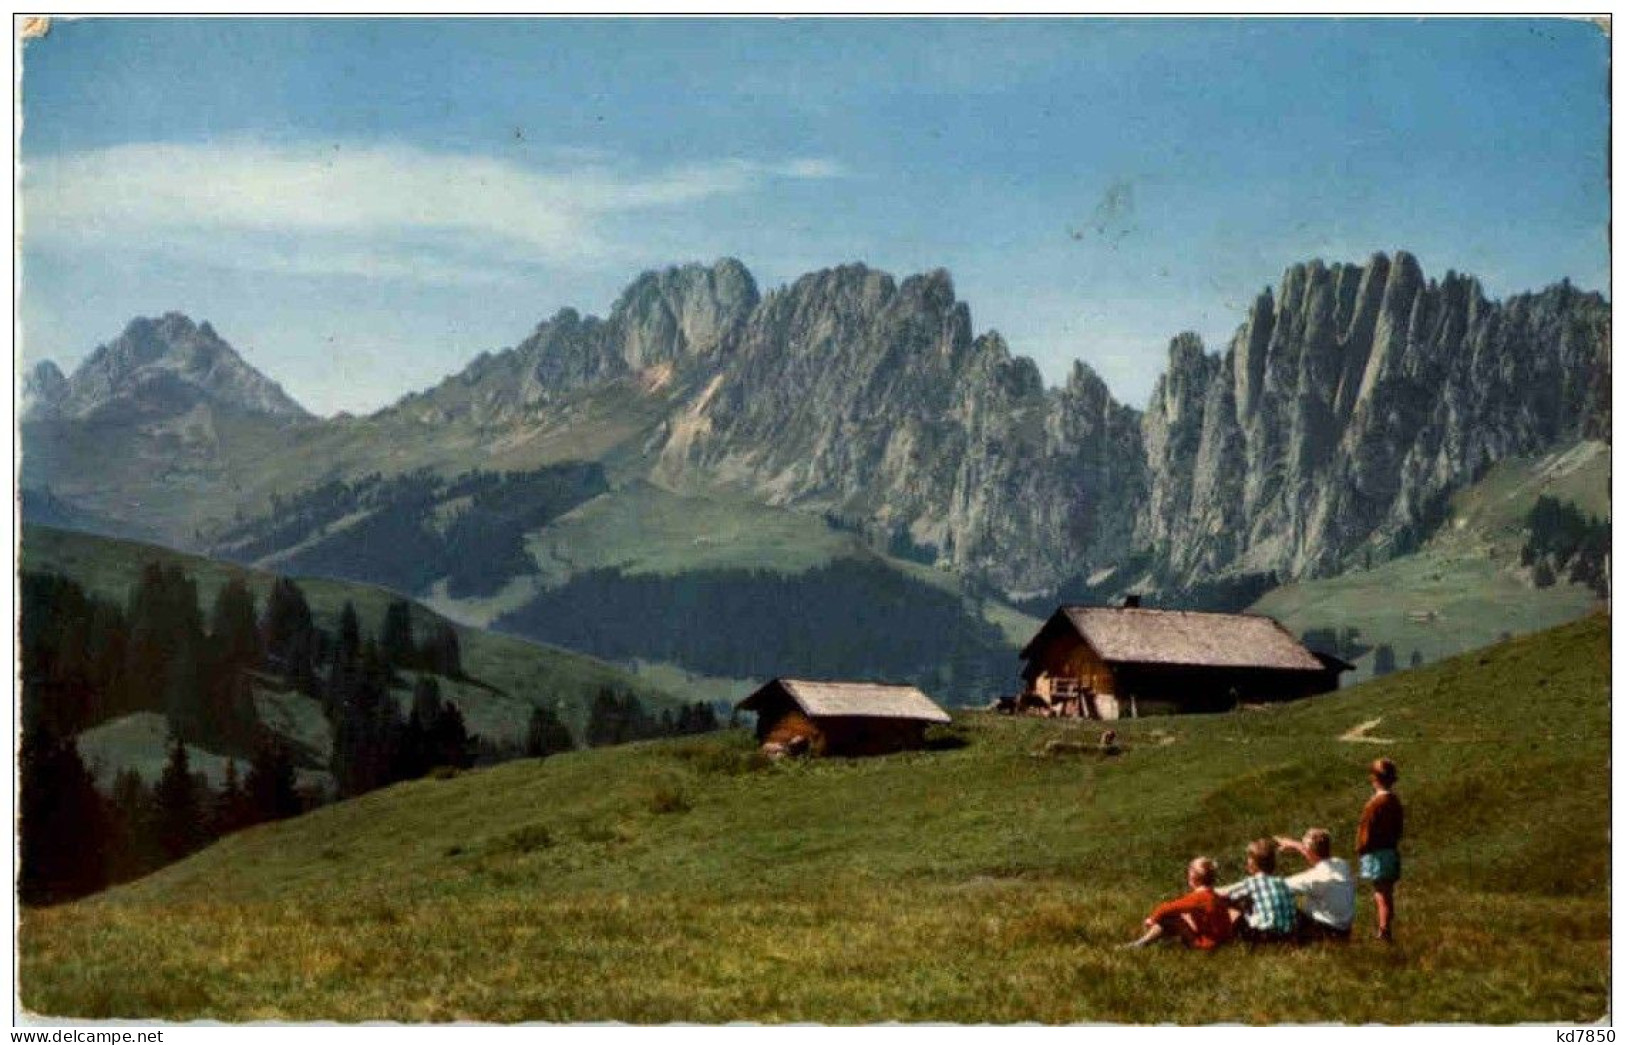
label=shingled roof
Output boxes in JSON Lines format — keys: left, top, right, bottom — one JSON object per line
{"left": 739, "top": 679, "right": 952, "bottom": 724}
{"left": 1027, "top": 606, "right": 1326, "bottom": 672}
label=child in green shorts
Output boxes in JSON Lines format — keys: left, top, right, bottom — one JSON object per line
{"left": 1356, "top": 757, "right": 1404, "bottom": 942}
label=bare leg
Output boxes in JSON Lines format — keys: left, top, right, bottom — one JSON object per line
{"left": 1123, "top": 922, "right": 1167, "bottom": 948}
{"left": 1125, "top": 913, "right": 1202, "bottom": 949}
{"left": 1373, "top": 883, "right": 1396, "bottom": 940}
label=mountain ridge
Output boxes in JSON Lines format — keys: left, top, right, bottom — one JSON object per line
{"left": 20, "top": 252, "right": 1611, "bottom": 604}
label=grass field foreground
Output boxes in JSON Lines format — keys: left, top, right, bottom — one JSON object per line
{"left": 19, "top": 614, "right": 1611, "bottom": 1023}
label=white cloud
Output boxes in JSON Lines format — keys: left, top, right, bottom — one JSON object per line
{"left": 21, "top": 142, "right": 844, "bottom": 285}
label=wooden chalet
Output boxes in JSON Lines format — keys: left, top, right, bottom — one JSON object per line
{"left": 738, "top": 679, "right": 952, "bottom": 757}
{"left": 1018, "top": 603, "right": 1349, "bottom": 719}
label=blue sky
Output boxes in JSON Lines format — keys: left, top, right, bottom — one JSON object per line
{"left": 20, "top": 17, "right": 1610, "bottom": 415}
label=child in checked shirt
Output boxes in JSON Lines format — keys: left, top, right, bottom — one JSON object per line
{"left": 1223, "top": 838, "right": 1298, "bottom": 943}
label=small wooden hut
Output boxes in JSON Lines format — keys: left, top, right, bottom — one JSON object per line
{"left": 737, "top": 679, "right": 952, "bottom": 757}
{"left": 1018, "top": 604, "right": 1348, "bottom": 718}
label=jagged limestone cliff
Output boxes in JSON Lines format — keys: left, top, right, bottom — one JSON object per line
{"left": 1138, "top": 253, "right": 1610, "bottom": 589}
{"left": 23, "top": 252, "right": 1611, "bottom": 602}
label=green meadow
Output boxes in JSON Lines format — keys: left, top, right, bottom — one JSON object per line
{"left": 19, "top": 613, "right": 1609, "bottom": 1023}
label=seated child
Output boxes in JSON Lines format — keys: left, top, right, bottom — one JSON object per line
{"left": 1275, "top": 827, "right": 1356, "bottom": 941}
{"left": 1220, "top": 838, "right": 1299, "bottom": 943}
{"left": 1123, "top": 856, "right": 1233, "bottom": 949}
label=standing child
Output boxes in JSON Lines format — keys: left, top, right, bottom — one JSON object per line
{"left": 1356, "top": 757, "right": 1404, "bottom": 942}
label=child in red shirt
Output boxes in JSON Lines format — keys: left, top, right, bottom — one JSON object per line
{"left": 1123, "top": 856, "right": 1234, "bottom": 950}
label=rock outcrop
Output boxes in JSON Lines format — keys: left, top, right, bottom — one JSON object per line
{"left": 398, "top": 258, "right": 760, "bottom": 423}
{"left": 649, "top": 264, "right": 1148, "bottom": 593}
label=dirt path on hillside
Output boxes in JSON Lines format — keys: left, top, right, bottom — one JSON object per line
{"left": 1339, "top": 717, "right": 1397, "bottom": 744}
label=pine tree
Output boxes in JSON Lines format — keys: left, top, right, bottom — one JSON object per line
{"left": 162, "top": 629, "right": 207, "bottom": 745}
{"left": 586, "top": 688, "right": 625, "bottom": 747}
{"left": 525, "top": 704, "right": 574, "bottom": 758}
{"left": 262, "top": 577, "right": 318, "bottom": 693}
{"left": 106, "top": 768, "right": 159, "bottom": 884}
{"left": 213, "top": 758, "right": 252, "bottom": 837}
{"left": 245, "top": 733, "right": 302, "bottom": 824}
{"left": 218, "top": 671, "right": 262, "bottom": 753}
{"left": 206, "top": 580, "right": 261, "bottom": 748}
{"left": 1300, "top": 627, "right": 1337, "bottom": 655}
{"left": 123, "top": 564, "right": 173, "bottom": 715}
{"left": 421, "top": 623, "right": 463, "bottom": 679}
{"left": 210, "top": 578, "right": 261, "bottom": 673}
{"left": 336, "top": 602, "right": 362, "bottom": 664}
{"left": 1337, "top": 627, "right": 1365, "bottom": 661}
{"left": 19, "top": 725, "right": 109, "bottom": 904}
{"left": 333, "top": 641, "right": 405, "bottom": 797}
{"left": 398, "top": 674, "right": 442, "bottom": 778}
{"left": 86, "top": 598, "right": 129, "bottom": 719}
{"left": 124, "top": 563, "right": 205, "bottom": 719}
{"left": 410, "top": 673, "right": 442, "bottom": 727}
{"left": 381, "top": 600, "right": 416, "bottom": 671}
{"left": 432, "top": 700, "right": 474, "bottom": 770}
{"left": 324, "top": 601, "right": 364, "bottom": 719}
{"left": 154, "top": 737, "right": 207, "bottom": 861}
{"left": 586, "top": 689, "right": 654, "bottom": 747}
{"left": 675, "top": 702, "right": 720, "bottom": 735}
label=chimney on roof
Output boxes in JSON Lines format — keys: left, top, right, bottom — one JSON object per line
{"left": 1122, "top": 594, "right": 1142, "bottom": 609}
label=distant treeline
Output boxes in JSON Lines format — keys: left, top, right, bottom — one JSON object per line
{"left": 211, "top": 463, "right": 608, "bottom": 598}
{"left": 1522, "top": 496, "right": 1609, "bottom": 597}
{"left": 1300, "top": 626, "right": 1421, "bottom": 678}
{"left": 495, "top": 559, "right": 1015, "bottom": 703}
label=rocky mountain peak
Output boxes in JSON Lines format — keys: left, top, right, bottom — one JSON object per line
{"left": 20, "top": 359, "right": 67, "bottom": 419}
{"left": 48, "top": 314, "right": 310, "bottom": 423}
{"left": 609, "top": 258, "right": 761, "bottom": 367}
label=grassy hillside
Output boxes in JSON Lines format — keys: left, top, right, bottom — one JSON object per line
{"left": 20, "top": 525, "right": 686, "bottom": 744}
{"left": 420, "top": 481, "right": 1039, "bottom": 706}
{"left": 20, "top": 613, "right": 1609, "bottom": 1023}
{"left": 199, "top": 464, "right": 1039, "bottom": 707}
{"left": 1253, "top": 441, "right": 1609, "bottom": 680}
{"left": 524, "top": 481, "right": 864, "bottom": 585}
{"left": 21, "top": 375, "right": 682, "bottom": 547}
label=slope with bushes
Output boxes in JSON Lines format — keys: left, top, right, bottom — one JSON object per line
{"left": 20, "top": 525, "right": 688, "bottom": 749}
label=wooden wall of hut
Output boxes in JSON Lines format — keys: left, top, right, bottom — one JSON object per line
{"left": 817, "top": 717, "right": 929, "bottom": 756}
{"left": 1025, "top": 632, "right": 1118, "bottom": 696}
{"left": 1112, "top": 664, "right": 1338, "bottom": 714}
{"left": 755, "top": 700, "right": 828, "bottom": 755}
